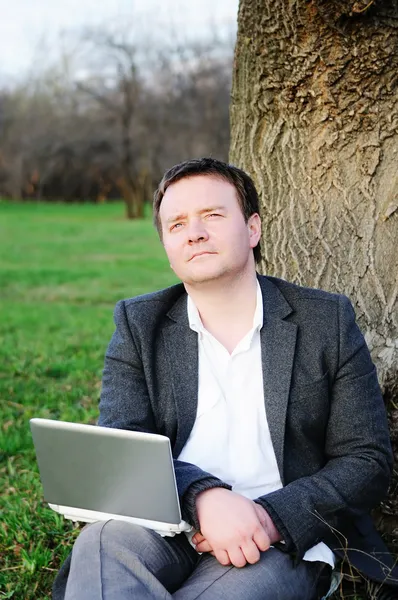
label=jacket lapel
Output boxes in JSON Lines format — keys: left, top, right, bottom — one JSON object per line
{"left": 163, "top": 294, "right": 199, "bottom": 458}
{"left": 258, "top": 276, "right": 297, "bottom": 484}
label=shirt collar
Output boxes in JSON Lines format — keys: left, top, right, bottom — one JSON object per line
{"left": 253, "top": 280, "right": 264, "bottom": 331}
{"left": 187, "top": 294, "right": 204, "bottom": 334}
{"left": 187, "top": 280, "right": 263, "bottom": 335}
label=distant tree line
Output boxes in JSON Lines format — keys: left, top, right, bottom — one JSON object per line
{"left": 0, "top": 26, "right": 233, "bottom": 217}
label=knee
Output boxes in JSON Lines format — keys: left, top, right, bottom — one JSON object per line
{"left": 73, "top": 520, "right": 156, "bottom": 555}
{"left": 71, "top": 521, "right": 107, "bottom": 556}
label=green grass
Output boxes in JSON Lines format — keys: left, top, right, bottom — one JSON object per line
{"left": 0, "top": 201, "right": 178, "bottom": 599}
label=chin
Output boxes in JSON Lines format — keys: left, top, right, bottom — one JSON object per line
{"left": 182, "top": 266, "right": 230, "bottom": 285}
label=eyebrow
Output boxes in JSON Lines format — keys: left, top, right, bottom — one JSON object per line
{"left": 166, "top": 206, "right": 226, "bottom": 224}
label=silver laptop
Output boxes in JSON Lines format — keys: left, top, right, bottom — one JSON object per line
{"left": 30, "top": 418, "right": 191, "bottom": 537}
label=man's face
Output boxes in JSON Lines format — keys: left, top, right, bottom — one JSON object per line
{"left": 158, "top": 175, "right": 261, "bottom": 285}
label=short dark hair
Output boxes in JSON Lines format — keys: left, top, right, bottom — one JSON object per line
{"left": 153, "top": 157, "right": 262, "bottom": 263}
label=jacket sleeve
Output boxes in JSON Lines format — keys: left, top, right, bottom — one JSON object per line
{"left": 98, "top": 300, "right": 231, "bottom": 527}
{"left": 255, "top": 294, "right": 393, "bottom": 560}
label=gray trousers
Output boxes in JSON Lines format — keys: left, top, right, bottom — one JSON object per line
{"left": 54, "top": 520, "right": 330, "bottom": 600}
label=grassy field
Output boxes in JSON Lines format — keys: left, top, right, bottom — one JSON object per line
{"left": 0, "top": 201, "right": 178, "bottom": 599}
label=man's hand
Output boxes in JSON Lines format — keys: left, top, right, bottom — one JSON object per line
{"left": 193, "top": 488, "right": 272, "bottom": 568}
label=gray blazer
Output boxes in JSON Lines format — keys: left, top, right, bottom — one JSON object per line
{"left": 98, "top": 275, "right": 397, "bottom": 586}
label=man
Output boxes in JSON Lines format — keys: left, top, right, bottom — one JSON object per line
{"left": 54, "top": 158, "right": 397, "bottom": 599}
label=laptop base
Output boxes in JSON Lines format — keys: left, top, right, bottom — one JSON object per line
{"left": 48, "top": 503, "right": 192, "bottom": 537}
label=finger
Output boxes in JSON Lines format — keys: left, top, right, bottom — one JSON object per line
{"left": 192, "top": 533, "right": 205, "bottom": 545}
{"left": 195, "top": 540, "right": 213, "bottom": 553}
{"left": 214, "top": 549, "right": 231, "bottom": 566}
{"left": 227, "top": 546, "right": 247, "bottom": 568}
{"left": 253, "top": 526, "right": 271, "bottom": 552}
{"left": 240, "top": 539, "right": 261, "bottom": 565}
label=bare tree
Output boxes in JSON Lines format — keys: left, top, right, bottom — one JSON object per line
{"left": 0, "top": 21, "right": 235, "bottom": 207}
{"left": 76, "top": 28, "right": 147, "bottom": 218}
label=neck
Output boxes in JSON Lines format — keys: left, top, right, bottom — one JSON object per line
{"left": 184, "top": 269, "right": 259, "bottom": 350}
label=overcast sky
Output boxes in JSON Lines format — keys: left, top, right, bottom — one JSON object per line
{"left": 0, "top": 0, "right": 239, "bottom": 81}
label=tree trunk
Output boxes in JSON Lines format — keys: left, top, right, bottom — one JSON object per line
{"left": 120, "top": 81, "right": 145, "bottom": 220}
{"left": 230, "top": 0, "right": 398, "bottom": 550}
{"left": 118, "top": 176, "right": 139, "bottom": 219}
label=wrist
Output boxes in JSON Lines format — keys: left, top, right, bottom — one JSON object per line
{"left": 183, "top": 479, "right": 232, "bottom": 529}
{"left": 196, "top": 486, "right": 230, "bottom": 506}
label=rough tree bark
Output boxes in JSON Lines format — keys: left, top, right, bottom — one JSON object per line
{"left": 230, "top": 0, "right": 398, "bottom": 550}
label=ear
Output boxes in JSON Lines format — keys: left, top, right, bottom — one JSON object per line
{"left": 247, "top": 213, "right": 262, "bottom": 249}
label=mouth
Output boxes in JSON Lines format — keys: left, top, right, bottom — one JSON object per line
{"left": 189, "top": 251, "right": 216, "bottom": 261}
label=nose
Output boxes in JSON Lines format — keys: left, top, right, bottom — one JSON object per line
{"left": 187, "top": 219, "right": 209, "bottom": 244}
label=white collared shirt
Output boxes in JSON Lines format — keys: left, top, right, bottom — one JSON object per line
{"left": 178, "top": 281, "right": 335, "bottom": 567}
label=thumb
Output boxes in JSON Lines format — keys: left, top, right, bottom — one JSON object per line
{"left": 253, "top": 502, "right": 267, "bottom": 526}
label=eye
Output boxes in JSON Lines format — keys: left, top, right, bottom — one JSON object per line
{"left": 207, "top": 213, "right": 222, "bottom": 218}
{"left": 170, "top": 222, "right": 183, "bottom": 231}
